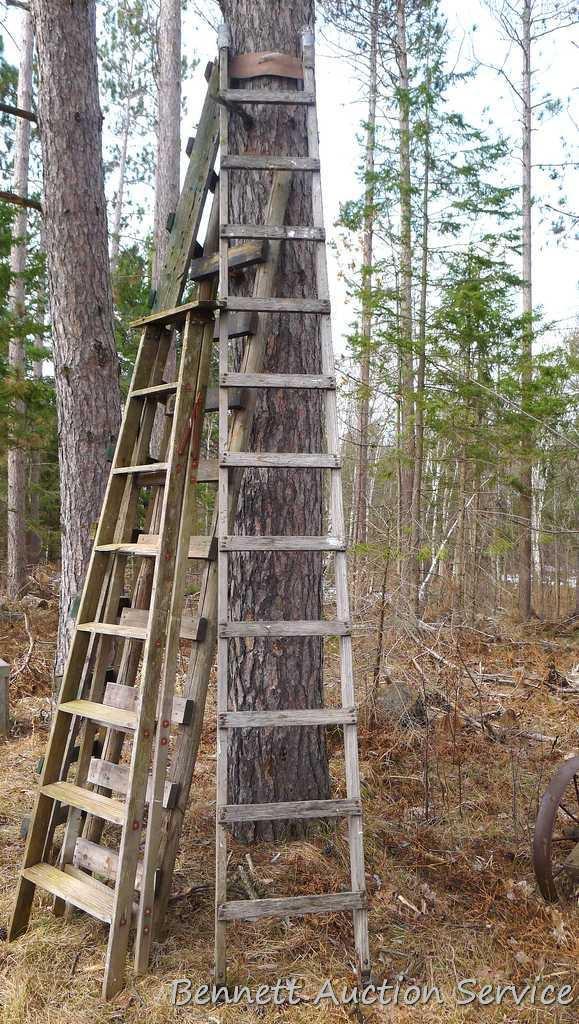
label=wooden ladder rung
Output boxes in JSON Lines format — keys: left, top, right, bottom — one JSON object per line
{"left": 129, "top": 297, "right": 218, "bottom": 330}
{"left": 220, "top": 535, "right": 345, "bottom": 552}
{"left": 221, "top": 224, "right": 325, "bottom": 241}
{"left": 97, "top": 535, "right": 217, "bottom": 560}
{"left": 213, "top": 310, "right": 258, "bottom": 339}
{"left": 103, "top": 680, "right": 194, "bottom": 726}
{"left": 219, "top": 620, "right": 351, "bottom": 638}
{"left": 137, "top": 458, "right": 219, "bottom": 487}
{"left": 204, "top": 386, "right": 245, "bottom": 413}
{"left": 41, "top": 781, "right": 126, "bottom": 826}
{"left": 223, "top": 297, "right": 330, "bottom": 315}
{"left": 112, "top": 462, "right": 167, "bottom": 478}
{"left": 190, "top": 240, "right": 267, "bottom": 281}
{"left": 220, "top": 372, "right": 334, "bottom": 390}
{"left": 72, "top": 837, "right": 145, "bottom": 889}
{"left": 219, "top": 797, "right": 361, "bottom": 824}
{"left": 221, "top": 452, "right": 339, "bottom": 469}
{"left": 221, "top": 88, "right": 315, "bottom": 105}
{"left": 219, "top": 708, "right": 357, "bottom": 728}
{"left": 88, "top": 758, "right": 179, "bottom": 810}
{"left": 218, "top": 890, "right": 367, "bottom": 922}
{"left": 22, "top": 863, "right": 115, "bottom": 924}
{"left": 76, "top": 621, "right": 148, "bottom": 641}
{"left": 222, "top": 155, "right": 320, "bottom": 171}
{"left": 120, "top": 608, "right": 207, "bottom": 642}
{"left": 60, "top": 699, "right": 138, "bottom": 732}
{"left": 131, "top": 382, "right": 177, "bottom": 400}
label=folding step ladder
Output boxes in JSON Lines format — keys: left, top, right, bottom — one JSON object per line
{"left": 213, "top": 25, "right": 371, "bottom": 985}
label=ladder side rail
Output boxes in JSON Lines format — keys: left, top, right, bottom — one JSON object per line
{"left": 302, "top": 29, "right": 371, "bottom": 982}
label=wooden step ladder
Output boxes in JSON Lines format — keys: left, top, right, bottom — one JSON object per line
{"left": 214, "top": 24, "right": 371, "bottom": 985}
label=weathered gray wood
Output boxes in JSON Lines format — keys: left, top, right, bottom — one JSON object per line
{"left": 221, "top": 372, "right": 334, "bottom": 390}
{"left": 189, "top": 239, "right": 267, "bottom": 281}
{"left": 131, "top": 382, "right": 177, "bottom": 400}
{"left": 213, "top": 310, "right": 258, "bottom": 339}
{"left": 103, "top": 680, "right": 194, "bottom": 726}
{"left": 229, "top": 51, "right": 304, "bottom": 80}
{"left": 41, "top": 782, "right": 126, "bottom": 826}
{"left": 21, "top": 863, "right": 114, "bottom": 924}
{"left": 218, "top": 890, "right": 367, "bottom": 922}
{"left": 220, "top": 798, "right": 361, "bottom": 823}
{"left": 112, "top": 461, "right": 168, "bottom": 477}
{"left": 73, "top": 837, "right": 144, "bottom": 889}
{"left": 221, "top": 223, "right": 324, "bottom": 241}
{"left": 222, "top": 155, "right": 320, "bottom": 171}
{"left": 129, "top": 298, "right": 217, "bottom": 330}
{"left": 136, "top": 458, "right": 218, "bottom": 487}
{"left": 59, "top": 699, "right": 137, "bottom": 732}
{"left": 204, "top": 387, "right": 245, "bottom": 413}
{"left": 76, "top": 620, "right": 148, "bottom": 642}
{"left": 0, "top": 660, "right": 9, "bottom": 737}
{"left": 221, "top": 88, "right": 315, "bottom": 104}
{"left": 120, "top": 607, "right": 206, "bottom": 642}
{"left": 221, "top": 452, "right": 339, "bottom": 469}
{"left": 219, "top": 620, "right": 351, "bottom": 638}
{"left": 87, "top": 758, "right": 179, "bottom": 809}
{"left": 220, "top": 535, "right": 345, "bottom": 552}
{"left": 223, "top": 296, "right": 329, "bottom": 314}
{"left": 219, "top": 707, "right": 356, "bottom": 728}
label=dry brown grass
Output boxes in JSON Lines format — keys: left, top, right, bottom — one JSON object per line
{"left": 1, "top": 595, "right": 578, "bottom": 1022}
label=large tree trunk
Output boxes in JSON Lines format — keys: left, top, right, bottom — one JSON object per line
{"left": 7, "top": 9, "right": 34, "bottom": 599}
{"left": 395, "top": 0, "right": 415, "bottom": 610}
{"left": 32, "top": 0, "right": 121, "bottom": 673}
{"left": 518, "top": 0, "right": 533, "bottom": 620}
{"left": 219, "top": 0, "right": 331, "bottom": 841}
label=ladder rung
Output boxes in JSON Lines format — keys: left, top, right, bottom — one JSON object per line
{"left": 73, "top": 837, "right": 145, "bottom": 889}
{"left": 213, "top": 310, "right": 259, "bottom": 339}
{"left": 222, "top": 297, "right": 330, "bottom": 315}
{"left": 113, "top": 462, "right": 167, "bottom": 478}
{"left": 221, "top": 88, "right": 316, "bottom": 105}
{"left": 220, "top": 620, "right": 351, "bottom": 638}
{"left": 129, "top": 297, "right": 218, "bottom": 330}
{"left": 219, "top": 797, "right": 361, "bottom": 824}
{"left": 21, "top": 863, "right": 114, "bottom": 924}
{"left": 103, "top": 680, "right": 194, "bottom": 726}
{"left": 220, "top": 535, "right": 345, "bottom": 552}
{"left": 41, "top": 781, "right": 126, "bottom": 826}
{"left": 218, "top": 890, "right": 366, "bottom": 922}
{"left": 120, "top": 608, "right": 207, "bottom": 642}
{"left": 221, "top": 224, "right": 325, "bottom": 241}
{"left": 76, "top": 620, "right": 148, "bottom": 641}
{"left": 88, "top": 758, "right": 179, "bottom": 809}
{"left": 222, "top": 155, "right": 320, "bottom": 171}
{"left": 60, "top": 699, "right": 137, "bottom": 732}
{"left": 135, "top": 458, "right": 219, "bottom": 487}
{"left": 221, "top": 452, "right": 339, "bottom": 469}
{"left": 219, "top": 708, "right": 357, "bottom": 728}
{"left": 97, "top": 534, "right": 217, "bottom": 560}
{"left": 130, "top": 382, "right": 177, "bottom": 400}
{"left": 190, "top": 240, "right": 267, "bottom": 281}
{"left": 204, "top": 386, "right": 245, "bottom": 413}
{"left": 221, "top": 372, "right": 334, "bottom": 390}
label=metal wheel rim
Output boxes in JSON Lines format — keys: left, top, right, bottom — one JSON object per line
{"left": 533, "top": 755, "right": 579, "bottom": 903}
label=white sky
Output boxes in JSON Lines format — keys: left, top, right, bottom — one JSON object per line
{"left": 2, "top": 1, "right": 578, "bottom": 351}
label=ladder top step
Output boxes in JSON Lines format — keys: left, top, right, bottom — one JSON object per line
{"left": 22, "top": 863, "right": 114, "bottom": 924}
{"left": 222, "top": 155, "right": 320, "bottom": 171}
{"left": 221, "top": 297, "right": 330, "bottom": 314}
{"left": 221, "top": 372, "right": 335, "bottom": 390}
{"left": 60, "top": 699, "right": 138, "bottom": 732}
{"left": 219, "top": 707, "right": 357, "bottom": 728}
{"left": 220, "top": 535, "right": 345, "bottom": 552}
{"left": 217, "top": 890, "right": 366, "bottom": 922}
{"left": 221, "top": 88, "right": 315, "bottom": 105}
{"left": 220, "top": 798, "right": 361, "bottom": 824}
{"left": 220, "top": 452, "right": 340, "bottom": 469}
{"left": 130, "top": 298, "right": 218, "bottom": 330}
{"left": 220, "top": 619, "right": 351, "bottom": 638}
{"left": 41, "top": 781, "right": 126, "bottom": 826}
{"left": 221, "top": 224, "right": 325, "bottom": 241}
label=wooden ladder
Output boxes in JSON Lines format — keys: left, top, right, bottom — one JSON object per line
{"left": 214, "top": 24, "right": 371, "bottom": 985}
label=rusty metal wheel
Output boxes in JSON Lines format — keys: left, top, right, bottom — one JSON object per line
{"left": 533, "top": 755, "right": 579, "bottom": 903}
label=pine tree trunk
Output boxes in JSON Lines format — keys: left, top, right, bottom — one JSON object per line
{"left": 518, "top": 0, "right": 533, "bottom": 620}
{"left": 7, "top": 9, "right": 34, "bottom": 599}
{"left": 32, "top": 0, "right": 121, "bottom": 673}
{"left": 353, "top": 0, "right": 378, "bottom": 551}
{"left": 152, "top": 0, "right": 181, "bottom": 288}
{"left": 219, "top": 0, "right": 331, "bottom": 841}
{"left": 110, "top": 51, "right": 135, "bottom": 276}
{"left": 395, "top": 0, "right": 415, "bottom": 609}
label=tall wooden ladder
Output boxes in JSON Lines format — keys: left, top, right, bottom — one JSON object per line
{"left": 214, "top": 25, "right": 371, "bottom": 985}
{"left": 8, "top": 297, "right": 217, "bottom": 999}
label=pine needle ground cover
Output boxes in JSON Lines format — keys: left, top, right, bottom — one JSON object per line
{"left": 0, "top": 590, "right": 578, "bottom": 1023}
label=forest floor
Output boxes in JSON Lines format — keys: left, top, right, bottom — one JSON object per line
{"left": 0, "top": 567, "right": 578, "bottom": 1023}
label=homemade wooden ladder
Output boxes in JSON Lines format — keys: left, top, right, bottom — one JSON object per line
{"left": 213, "top": 25, "right": 370, "bottom": 985}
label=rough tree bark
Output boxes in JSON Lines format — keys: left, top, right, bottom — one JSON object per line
{"left": 110, "top": 49, "right": 135, "bottom": 275}
{"left": 31, "top": 0, "right": 121, "bottom": 672}
{"left": 395, "top": 0, "right": 415, "bottom": 609}
{"left": 219, "top": 0, "right": 331, "bottom": 841}
{"left": 7, "top": 9, "right": 34, "bottom": 598}
{"left": 152, "top": 0, "right": 181, "bottom": 289}
{"left": 518, "top": 0, "right": 533, "bottom": 620}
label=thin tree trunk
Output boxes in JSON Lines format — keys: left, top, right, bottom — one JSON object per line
{"left": 518, "top": 0, "right": 533, "bottom": 620}
{"left": 32, "top": 0, "right": 122, "bottom": 673}
{"left": 110, "top": 50, "right": 135, "bottom": 276}
{"left": 353, "top": 0, "right": 378, "bottom": 550}
{"left": 219, "top": 0, "right": 330, "bottom": 842}
{"left": 395, "top": 0, "right": 415, "bottom": 608}
{"left": 7, "top": 9, "right": 34, "bottom": 599}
